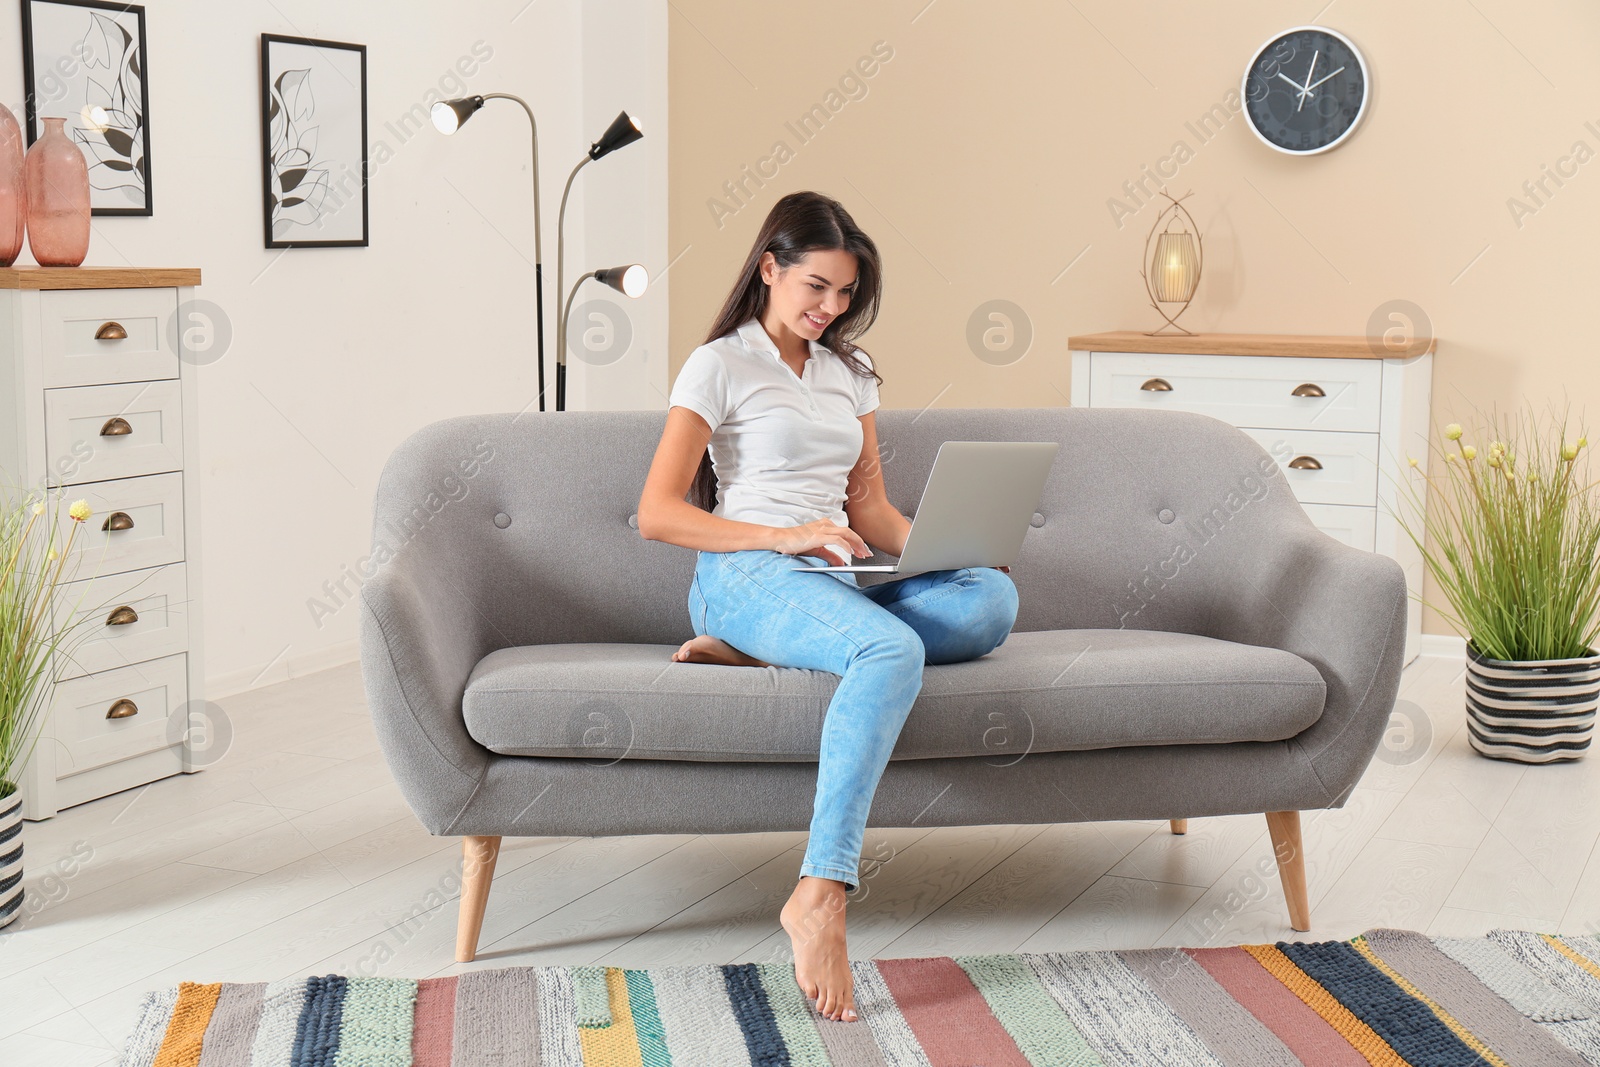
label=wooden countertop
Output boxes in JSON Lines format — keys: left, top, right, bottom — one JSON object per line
{"left": 0, "top": 266, "right": 202, "bottom": 290}
{"left": 1068, "top": 330, "right": 1436, "bottom": 359}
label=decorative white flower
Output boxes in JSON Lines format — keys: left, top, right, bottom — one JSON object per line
{"left": 1445, "top": 423, "right": 1463, "bottom": 441}
{"left": 1462, "top": 445, "right": 1477, "bottom": 460}
{"left": 68, "top": 499, "right": 92, "bottom": 522}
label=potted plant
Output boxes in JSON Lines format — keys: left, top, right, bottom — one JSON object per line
{"left": 1393, "top": 402, "right": 1600, "bottom": 764}
{"left": 1, "top": 484, "right": 96, "bottom": 929}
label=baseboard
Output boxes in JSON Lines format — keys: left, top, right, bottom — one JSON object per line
{"left": 208, "top": 638, "right": 361, "bottom": 701}
{"left": 1418, "top": 632, "right": 1466, "bottom": 660}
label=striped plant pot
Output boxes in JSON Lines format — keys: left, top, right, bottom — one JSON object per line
{"left": 0, "top": 785, "right": 20, "bottom": 930}
{"left": 1465, "top": 642, "right": 1600, "bottom": 763}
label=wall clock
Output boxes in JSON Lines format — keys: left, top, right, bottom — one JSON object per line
{"left": 1241, "top": 25, "right": 1369, "bottom": 155}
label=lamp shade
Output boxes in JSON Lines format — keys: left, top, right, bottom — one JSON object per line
{"left": 588, "top": 111, "right": 643, "bottom": 160}
{"left": 431, "top": 96, "right": 486, "bottom": 135}
{"left": 1151, "top": 230, "right": 1199, "bottom": 303}
{"left": 595, "top": 263, "right": 649, "bottom": 298}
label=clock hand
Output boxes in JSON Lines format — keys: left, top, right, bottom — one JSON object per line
{"left": 1296, "top": 50, "right": 1320, "bottom": 112}
{"left": 1303, "top": 64, "right": 1346, "bottom": 92}
{"left": 1276, "top": 71, "right": 1306, "bottom": 92}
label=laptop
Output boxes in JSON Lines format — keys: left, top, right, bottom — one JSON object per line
{"left": 793, "top": 440, "right": 1060, "bottom": 575}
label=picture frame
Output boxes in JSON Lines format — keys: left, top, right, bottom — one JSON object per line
{"left": 20, "top": 0, "right": 153, "bottom": 216}
{"left": 259, "top": 33, "right": 369, "bottom": 248}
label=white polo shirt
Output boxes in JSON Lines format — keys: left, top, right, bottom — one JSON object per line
{"left": 669, "top": 317, "right": 881, "bottom": 586}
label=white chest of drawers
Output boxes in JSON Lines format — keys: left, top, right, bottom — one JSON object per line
{"left": 1069, "top": 331, "right": 1434, "bottom": 667}
{"left": 0, "top": 266, "right": 205, "bottom": 819}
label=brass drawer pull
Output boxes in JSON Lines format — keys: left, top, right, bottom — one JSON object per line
{"left": 106, "top": 605, "right": 139, "bottom": 626}
{"left": 1291, "top": 382, "right": 1326, "bottom": 397}
{"left": 106, "top": 698, "right": 138, "bottom": 719}
{"left": 1287, "top": 455, "right": 1324, "bottom": 470}
{"left": 1139, "top": 377, "right": 1173, "bottom": 392}
{"left": 101, "top": 416, "right": 132, "bottom": 436}
{"left": 102, "top": 511, "right": 134, "bottom": 531}
{"left": 95, "top": 321, "right": 128, "bottom": 340}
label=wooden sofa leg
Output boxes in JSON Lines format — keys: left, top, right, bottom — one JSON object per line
{"left": 457, "top": 835, "right": 502, "bottom": 963}
{"left": 1169, "top": 819, "right": 1188, "bottom": 835}
{"left": 1265, "top": 811, "right": 1311, "bottom": 932}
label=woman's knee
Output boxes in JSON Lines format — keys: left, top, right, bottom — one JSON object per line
{"left": 975, "top": 568, "right": 1019, "bottom": 626}
{"left": 965, "top": 568, "right": 1019, "bottom": 655}
{"left": 858, "top": 620, "right": 926, "bottom": 669}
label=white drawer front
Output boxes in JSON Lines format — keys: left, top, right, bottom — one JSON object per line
{"left": 62, "top": 472, "right": 185, "bottom": 578}
{"left": 51, "top": 653, "right": 187, "bottom": 777}
{"left": 53, "top": 563, "right": 188, "bottom": 681}
{"left": 44, "top": 379, "right": 183, "bottom": 486}
{"left": 40, "top": 287, "right": 179, "bottom": 388}
{"left": 1238, "top": 427, "right": 1380, "bottom": 507}
{"left": 1301, "top": 503, "right": 1377, "bottom": 551}
{"left": 1088, "top": 351, "right": 1383, "bottom": 433}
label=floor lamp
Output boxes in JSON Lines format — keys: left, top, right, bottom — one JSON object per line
{"left": 556, "top": 111, "right": 644, "bottom": 410}
{"left": 431, "top": 93, "right": 549, "bottom": 412}
{"left": 561, "top": 264, "right": 650, "bottom": 377}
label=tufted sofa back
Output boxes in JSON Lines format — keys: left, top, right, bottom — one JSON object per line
{"left": 366, "top": 406, "right": 1320, "bottom": 651}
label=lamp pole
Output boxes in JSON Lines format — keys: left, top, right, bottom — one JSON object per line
{"left": 554, "top": 111, "right": 643, "bottom": 411}
{"left": 480, "top": 93, "right": 548, "bottom": 413}
{"left": 560, "top": 264, "right": 650, "bottom": 374}
{"left": 432, "top": 93, "right": 549, "bottom": 412}
{"left": 554, "top": 155, "right": 591, "bottom": 412}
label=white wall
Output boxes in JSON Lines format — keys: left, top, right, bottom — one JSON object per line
{"left": 574, "top": 1, "right": 668, "bottom": 412}
{"left": 0, "top": 1, "right": 669, "bottom": 698}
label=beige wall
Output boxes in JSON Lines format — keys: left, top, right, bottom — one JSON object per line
{"left": 668, "top": 1, "right": 1600, "bottom": 640}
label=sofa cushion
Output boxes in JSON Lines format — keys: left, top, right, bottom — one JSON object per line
{"left": 461, "top": 628, "right": 1326, "bottom": 762}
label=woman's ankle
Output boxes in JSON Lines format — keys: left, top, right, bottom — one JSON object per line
{"left": 789, "top": 875, "right": 849, "bottom": 905}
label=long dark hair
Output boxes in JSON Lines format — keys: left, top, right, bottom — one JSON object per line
{"left": 688, "top": 190, "right": 884, "bottom": 513}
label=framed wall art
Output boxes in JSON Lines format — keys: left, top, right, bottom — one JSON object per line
{"left": 21, "top": 0, "right": 153, "bottom": 216}
{"left": 259, "top": 33, "right": 368, "bottom": 248}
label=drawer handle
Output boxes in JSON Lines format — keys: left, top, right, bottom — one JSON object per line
{"left": 106, "top": 605, "right": 139, "bottom": 626}
{"left": 1290, "top": 382, "right": 1326, "bottom": 397}
{"left": 106, "top": 698, "right": 139, "bottom": 719}
{"left": 1139, "top": 377, "right": 1173, "bottom": 392}
{"left": 94, "top": 321, "right": 128, "bottom": 340}
{"left": 102, "top": 511, "right": 134, "bottom": 531}
{"left": 1287, "top": 455, "right": 1324, "bottom": 470}
{"left": 101, "top": 416, "right": 132, "bottom": 436}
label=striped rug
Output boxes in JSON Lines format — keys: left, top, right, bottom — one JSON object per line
{"left": 119, "top": 927, "right": 1600, "bottom": 1066}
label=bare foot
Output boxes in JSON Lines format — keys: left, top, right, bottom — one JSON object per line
{"left": 780, "top": 876, "right": 857, "bottom": 1022}
{"left": 671, "top": 634, "right": 772, "bottom": 667}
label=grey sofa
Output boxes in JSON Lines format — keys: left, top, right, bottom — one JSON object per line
{"left": 359, "top": 406, "right": 1408, "bottom": 962}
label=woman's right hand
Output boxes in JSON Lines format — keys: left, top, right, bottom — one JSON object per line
{"left": 770, "top": 519, "right": 871, "bottom": 567}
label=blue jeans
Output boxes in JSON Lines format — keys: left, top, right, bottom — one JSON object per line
{"left": 687, "top": 549, "right": 1020, "bottom": 890}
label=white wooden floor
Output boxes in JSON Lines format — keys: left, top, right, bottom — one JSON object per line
{"left": 5, "top": 650, "right": 1600, "bottom": 1064}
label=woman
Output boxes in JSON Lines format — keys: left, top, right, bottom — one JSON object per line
{"left": 636, "top": 190, "right": 1019, "bottom": 1023}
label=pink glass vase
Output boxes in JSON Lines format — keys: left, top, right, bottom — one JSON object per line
{"left": 25, "top": 117, "right": 89, "bottom": 268}
{"left": 0, "top": 106, "right": 24, "bottom": 267}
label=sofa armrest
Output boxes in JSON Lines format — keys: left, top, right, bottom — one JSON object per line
{"left": 1206, "top": 521, "right": 1409, "bottom": 807}
{"left": 360, "top": 544, "right": 499, "bottom": 835}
